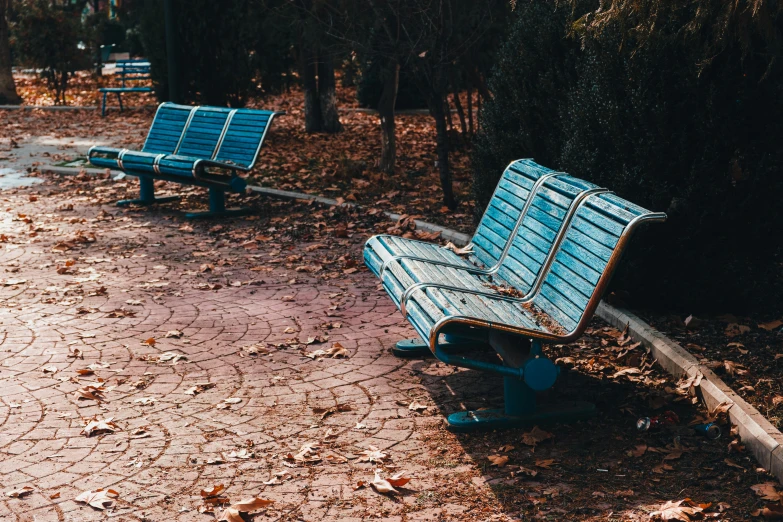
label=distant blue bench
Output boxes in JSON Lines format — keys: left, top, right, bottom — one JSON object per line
{"left": 88, "top": 102, "right": 283, "bottom": 218}
{"left": 364, "top": 159, "right": 666, "bottom": 431}
{"left": 99, "top": 59, "right": 153, "bottom": 116}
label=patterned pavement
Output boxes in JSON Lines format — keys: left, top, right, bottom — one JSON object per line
{"left": 0, "top": 177, "right": 512, "bottom": 522}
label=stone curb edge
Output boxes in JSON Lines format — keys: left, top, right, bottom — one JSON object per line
{"left": 596, "top": 302, "right": 783, "bottom": 484}
{"left": 41, "top": 163, "right": 783, "bottom": 483}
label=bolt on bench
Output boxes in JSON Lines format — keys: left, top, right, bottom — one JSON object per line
{"left": 88, "top": 102, "right": 283, "bottom": 218}
{"left": 364, "top": 160, "right": 666, "bottom": 431}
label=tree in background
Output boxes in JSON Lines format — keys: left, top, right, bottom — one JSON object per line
{"left": 320, "top": 0, "right": 509, "bottom": 208}
{"left": 12, "top": 0, "right": 91, "bottom": 105}
{"left": 0, "top": 0, "right": 20, "bottom": 104}
{"left": 136, "top": 0, "right": 296, "bottom": 107}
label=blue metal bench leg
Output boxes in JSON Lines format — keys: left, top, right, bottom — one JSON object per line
{"left": 117, "top": 92, "right": 123, "bottom": 113}
{"left": 184, "top": 187, "right": 251, "bottom": 219}
{"left": 101, "top": 92, "right": 107, "bottom": 117}
{"left": 393, "top": 334, "right": 475, "bottom": 358}
{"left": 443, "top": 339, "right": 596, "bottom": 432}
{"left": 117, "top": 176, "right": 180, "bottom": 207}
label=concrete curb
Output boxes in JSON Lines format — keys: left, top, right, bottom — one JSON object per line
{"left": 40, "top": 165, "right": 474, "bottom": 245}
{"left": 39, "top": 163, "right": 783, "bottom": 482}
{"left": 597, "top": 302, "right": 783, "bottom": 483}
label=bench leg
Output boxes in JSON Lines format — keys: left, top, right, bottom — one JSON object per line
{"left": 117, "top": 92, "right": 123, "bottom": 112}
{"left": 441, "top": 339, "right": 596, "bottom": 432}
{"left": 184, "top": 187, "right": 251, "bottom": 219}
{"left": 117, "top": 176, "right": 180, "bottom": 207}
{"left": 393, "top": 334, "right": 475, "bottom": 358}
{"left": 101, "top": 92, "right": 107, "bottom": 117}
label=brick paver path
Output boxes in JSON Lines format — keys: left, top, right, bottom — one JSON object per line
{"left": 0, "top": 179, "right": 513, "bottom": 522}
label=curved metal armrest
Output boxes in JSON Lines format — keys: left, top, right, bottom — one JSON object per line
{"left": 87, "top": 145, "right": 123, "bottom": 160}
{"left": 380, "top": 255, "right": 484, "bottom": 279}
{"left": 192, "top": 158, "right": 250, "bottom": 175}
{"left": 400, "top": 282, "right": 533, "bottom": 318}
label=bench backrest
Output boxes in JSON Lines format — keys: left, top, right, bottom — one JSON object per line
{"left": 140, "top": 103, "right": 282, "bottom": 170}
{"left": 141, "top": 103, "right": 195, "bottom": 155}
{"left": 532, "top": 192, "right": 666, "bottom": 335}
{"left": 174, "top": 107, "right": 233, "bottom": 158}
{"left": 470, "top": 160, "right": 556, "bottom": 269}
{"left": 213, "top": 109, "right": 277, "bottom": 169}
{"left": 494, "top": 174, "right": 600, "bottom": 294}
{"left": 117, "top": 60, "right": 151, "bottom": 87}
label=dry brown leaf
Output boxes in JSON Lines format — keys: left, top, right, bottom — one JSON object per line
{"left": 387, "top": 471, "right": 411, "bottom": 488}
{"left": 81, "top": 417, "right": 118, "bottom": 436}
{"left": 650, "top": 500, "right": 703, "bottom": 521}
{"left": 751, "top": 483, "right": 783, "bottom": 502}
{"left": 74, "top": 488, "right": 118, "bottom": 510}
{"left": 758, "top": 319, "right": 783, "bottom": 331}
{"left": 371, "top": 469, "right": 398, "bottom": 494}
{"left": 6, "top": 486, "right": 33, "bottom": 498}
{"left": 488, "top": 454, "right": 509, "bottom": 466}
{"left": 357, "top": 446, "right": 387, "bottom": 463}
{"left": 442, "top": 242, "right": 474, "bottom": 256}
{"left": 142, "top": 337, "right": 156, "bottom": 346}
{"left": 751, "top": 504, "right": 783, "bottom": 519}
{"left": 408, "top": 401, "right": 428, "bottom": 412}
{"left": 521, "top": 426, "right": 554, "bottom": 447}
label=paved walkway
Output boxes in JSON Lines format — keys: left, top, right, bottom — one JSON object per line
{"left": 0, "top": 178, "right": 506, "bottom": 522}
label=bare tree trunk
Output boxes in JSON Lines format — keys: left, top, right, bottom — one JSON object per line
{"left": 467, "top": 88, "right": 473, "bottom": 136}
{"left": 453, "top": 88, "right": 467, "bottom": 136}
{"left": 317, "top": 54, "right": 342, "bottom": 133}
{"left": 301, "top": 46, "right": 322, "bottom": 133}
{"left": 0, "top": 0, "right": 20, "bottom": 104}
{"left": 431, "top": 93, "right": 456, "bottom": 210}
{"left": 378, "top": 58, "right": 399, "bottom": 174}
{"left": 444, "top": 98, "right": 454, "bottom": 131}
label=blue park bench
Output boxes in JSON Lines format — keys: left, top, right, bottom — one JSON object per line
{"left": 364, "top": 159, "right": 666, "bottom": 431}
{"left": 88, "top": 102, "right": 283, "bottom": 218}
{"left": 99, "top": 59, "right": 153, "bottom": 116}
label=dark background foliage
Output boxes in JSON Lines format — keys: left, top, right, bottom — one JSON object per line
{"left": 472, "top": 0, "right": 783, "bottom": 313}
{"left": 134, "top": 0, "right": 296, "bottom": 106}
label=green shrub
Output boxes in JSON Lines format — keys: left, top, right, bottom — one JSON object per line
{"left": 12, "top": 0, "right": 91, "bottom": 104}
{"left": 472, "top": 0, "right": 783, "bottom": 312}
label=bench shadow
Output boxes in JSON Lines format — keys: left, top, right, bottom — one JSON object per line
{"left": 406, "top": 344, "right": 733, "bottom": 520}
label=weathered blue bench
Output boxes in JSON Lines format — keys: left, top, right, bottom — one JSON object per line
{"left": 99, "top": 59, "right": 153, "bottom": 116}
{"left": 88, "top": 102, "right": 283, "bottom": 218}
{"left": 364, "top": 160, "right": 666, "bottom": 431}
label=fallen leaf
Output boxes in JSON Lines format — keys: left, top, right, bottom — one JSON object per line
{"left": 442, "top": 242, "right": 474, "bottom": 256}
{"left": 751, "top": 483, "right": 783, "bottom": 502}
{"left": 81, "top": 417, "right": 118, "bottom": 436}
{"left": 165, "top": 330, "right": 183, "bottom": 338}
{"left": 650, "top": 499, "right": 703, "bottom": 521}
{"left": 387, "top": 471, "right": 411, "bottom": 488}
{"left": 74, "top": 488, "right": 118, "bottom": 510}
{"left": 371, "top": 469, "right": 398, "bottom": 494}
{"left": 408, "top": 401, "right": 428, "bottom": 412}
{"left": 522, "top": 426, "right": 554, "bottom": 447}
{"left": 758, "top": 319, "right": 783, "bottom": 331}
{"left": 6, "top": 486, "right": 33, "bottom": 498}
{"left": 488, "top": 455, "right": 509, "bottom": 466}
{"left": 357, "top": 446, "right": 387, "bottom": 463}
{"left": 142, "top": 337, "right": 156, "bottom": 346}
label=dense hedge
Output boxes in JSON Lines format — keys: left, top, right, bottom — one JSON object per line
{"left": 472, "top": 0, "right": 783, "bottom": 312}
